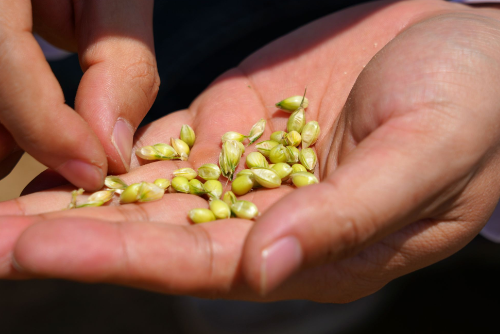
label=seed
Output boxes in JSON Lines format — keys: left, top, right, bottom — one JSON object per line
{"left": 171, "top": 176, "right": 190, "bottom": 193}
{"left": 231, "top": 200, "right": 259, "bottom": 219}
{"left": 285, "top": 131, "right": 301, "bottom": 147}
{"left": 223, "top": 191, "right": 237, "bottom": 206}
{"left": 189, "top": 208, "right": 216, "bottom": 224}
{"left": 236, "top": 169, "right": 254, "bottom": 178}
{"left": 290, "top": 172, "right": 319, "bottom": 187}
{"left": 154, "top": 178, "right": 170, "bottom": 190}
{"left": 222, "top": 131, "right": 247, "bottom": 143}
{"left": 236, "top": 140, "right": 246, "bottom": 155}
{"left": 180, "top": 124, "right": 196, "bottom": 148}
{"left": 189, "top": 179, "right": 206, "bottom": 195}
{"left": 271, "top": 162, "right": 293, "bottom": 180}
{"left": 209, "top": 199, "right": 231, "bottom": 219}
{"left": 204, "top": 180, "right": 223, "bottom": 199}
{"left": 67, "top": 188, "right": 84, "bottom": 209}
{"left": 104, "top": 176, "right": 128, "bottom": 190}
{"left": 153, "top": 143, "right": 179, "bottom": 158}
{"left": 120, "top": 183, "right": 141, "bottom": 203}
{"left": 270, "top": 131, "right": 287, "bottom": 145}
{"left": 246, "top": 152, "right": 269, "bottom": 168}
{"left": 251, "top": 168, "right": 281, "bottom": 188}
{"left": 269, "top": 144, "right": 287, "bottom": 164}
{"left": 220, "top": 140, "right": 243, "bottom": 181}
{"left": 173, "top": 167, "right": 197, "bottom": 180}
{"left": 198, "top": 163, "right": 221, "bottom": 180}
{"left": 87, "top": 189, "right": 116, "bottom": 203}
{"left": 137, "top": 182, "right": 165, "bottom": 202}
{"left": 247, "top": 118, "right": 266, "bottom": 145}
{"left": 292, "top": 164, "right": 307, "bottom": 173}
{"left": 256, "top": 140, "right": 279, "bottom": 157}
{"left": 171, "top": 138, "right": 190, "bottom": 161}
{"left": 76, "top": 201, "right": 105, "bottom": 208}
{"left": 286, "top": 146, "right": 300, "bottom": 164}
{"left": 301, "top": 121, "right": 320, "bottom": 149}
{"left": 232, "top": 175, "right": 255, "bottom": 195}
{"left": 275, "top": 95, "right": 309, "bottom": 112}
{"left": 136, "top": 143, "right": 179, "bottom": 160}
{"left": 287, "top": 107, "right": 306, "bottom": 133}
{"left": 299, "top": 148, "right": 317, "bottom": 171}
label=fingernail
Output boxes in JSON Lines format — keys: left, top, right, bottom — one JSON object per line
{"left": 11, "top": 254, "right": 24, "bottom": 273}
{"left": 57, "top": 160, "right": 103, "bottom": 191}
{"left": 260, "top": 236, "right": 303, "bottom": 295}
{"left": 112, "top": 119, "right": 133, "bottom": 171}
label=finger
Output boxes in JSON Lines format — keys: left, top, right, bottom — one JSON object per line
{"left": 242, "top": 15, "right": 500, "bottom": 294}
{"left": 0, "top": 0, "right": 107, "bottom": 190}
{"left": 73, "top": 0, "right": 159, "bottom": 174}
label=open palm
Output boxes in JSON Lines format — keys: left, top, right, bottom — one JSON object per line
{"left": 3, "top": 0, "right": 500, "bottom": 302}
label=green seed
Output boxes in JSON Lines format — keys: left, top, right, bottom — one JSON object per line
{"left": 223, "top": 191, "right": 237, "bottom": 206}
{"left": 256, "top": 140, "right": 279, "bottom": 157}
{"left": 292, "top": 164, "right": 307, "bottom": 173}
{"left": 120, "top": 183, "right": 141, "bottom": 203}
{"left": 154, "top": 178, "right": 170, "bottom": 190}
{"left": 171, "top": 176, "right": 190, "bottom": 193}
{"left": 76, "top": 201, "right": 105, "bottom": 208}
{"left": 138, "top": 182, "right": 165, "bottom": 202}
{"left": 251, "top": 168, "right": 281, "bottom": 188}
{"left": 270, "top": 131, "right": 287, "bottom": 145}
{"left": 153, "top": 143, "right": 179, "bottom": 158}
{"left": 290, "top": 172, "right": 319, "bottom": 187}
{"left": 75, "top": 189, "right": 115, "bottom": 208}
{"left": 189, "top": 208, "right": 216, "bottom": 224}
{"left": 209, "top": 199, "right": 231, "bottom": 219}
{"left": 287, "top": 107, "right": 306, "bottom": 133}
{"left": 180, "top": 124, "right": 196, "bottom": 148}
{"left": 198, "top": 163, "right": 221, "bottom": 180}
{"left": 301, "top": 121, "right": 320, "bottom": 149}
{"left": 299, "top": 148, "right": 317, "bottom": 171}
{"left": 231, "top": 200, "right": 259, "bottom": 219}
{"left": 232, "top": 175, "right": 255, "bottom": 195}
{"left": 189, "top": 179, "right": 206, "bottom": 195}
{"left": 220, "top": 140, "right": 243, "bottom": 181}
{"left": 286, "top": 146, "right": 300, "bottom": 164}
{"left": 136, "top": 144, "right": 179, "bottom": 160}
{"left": 171, "top": 138, "right": 190, "bottom": 161}
{"left": 173, "top": 167, "right": 197, "bottom": 180}
{"left": 271, "top": 162, "right": 293, "bottom": 180}
{"left": 247, "top": 119, "right": 266, "bottom": 145}
{"left": 246, "top": 152, "right": 269, "bottom": 168}
{"left": 222, "top": 131, "right": 246, "bottom": 142}
{"left": 275, "top": 95, "right": 309, "bottom": 112}
{"left": 236, "top": 169, "right": 254, "bottom": 178}
{"left": 269, "top": 144, "right": 287, "bottom": 164}
{"left": 104, "top": 176, "right": 128, "bottom": 190}
{"left": 285, "top": 131, "right": 301, "bottom": 147}
{"left": 204, "top": 180, "right": 223, "bottom": 199}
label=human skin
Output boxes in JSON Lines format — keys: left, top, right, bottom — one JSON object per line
{"left": 1, "top": 0, "right": 500, "bottom": 302}
{"left": 0, "top": 0, "right": 159, "bottom": 190}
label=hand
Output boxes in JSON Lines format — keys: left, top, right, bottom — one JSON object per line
{"left": 0, "top": 0, "right": 159, "bottom": 190}
{"left": 2, "top": 0, "right": 500, "bottom": 302}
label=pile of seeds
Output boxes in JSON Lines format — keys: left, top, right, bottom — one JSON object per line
{"left": 67, "top": 92, "right": 320, "bottom": 224}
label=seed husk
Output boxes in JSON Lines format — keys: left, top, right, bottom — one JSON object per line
{"left": 220, "top": 140, "right": 243, "bottom": 181}
{"left": 171, "top": 176, "right": 190, "bottom": 193}
{"left": 120, "top": 183, "right": 141, "bottom": 203}
{"left": 204, "top": 180, "right": 223, "bottom": 199}
{"left": 232, "top": 175, "right": 255, "bottom": 195}
{"left": 287, "top": 107, "right": 306, "bottom": 133}
{"left": 67, "top": 188, "right": 84, "bottom": 209}
{"left": 87, "top": 189, "right": 116, "bottom": 204}
{"left": 236, "top": 140, "right": 246, "bottom": 155}
{"left": 171, "top": 138, "right": 190, "bottom": 161}
{"left": 290, "top": 172, "right": 319, "bottom": 187}
{"left": 231, "top": 200, "right": 259, "bottom": 219}
{"left": 292, "top": 163, "right": 307, "bottom": 173}
{"left": 275, "top": 95, "right": 309, "bottom": 112}
{"left": 299, "top": 148, "right": 317, "bottom": 171}
{"left": 189, "top": 208, "right": 216, "bottom": 224}
{"left": 223, "top": 191, "right": 237, "bottom": 206}
{"left": 269, "top": 144, "right": 287, "bottom": 164}
{"left": 138, "top": 182, "right": 165, "bottom": 202}
{"left": 173, "top": 167, "right": 197, "bottom": 180}
{"left": 189, "top": 179, "right": 206, "bottom": 195}
{"left": 209, "top": 199, "right": 231, "bottom": 219}
{"left": 198, "top": 163, "right": 221, "bottom": 180}
{"left": 236, "top": 169, "right": 254, "bottom": 178}
{"left": 104, "top": 176, "right": 128, "bottom": 190}
{"left": 285, "top": 131, "right": 301, "bottom": 147}
{"left": 286, "top": 146, "right": 300, "bottom": 164}
{"left": 270, "top": 131, "right": 287, "bottom": 145}
{"left": 301, "top": 121, "right": 320, "bottom": 149}
{"left": 256, "top": 140, "right": 279, "bottom": 157}
{"left": 271, "top": 162, "right": 293, "bottom": 180}
{"left": 136, "top": 143, "right": 179, "bottom": 160}
{"left": 246, "top": 152, "right": 269, "bottom": 168}
{"left": 180, "top": 124, "right": 196, "bottom": 148}
{"left": 154, "top": 178, "right": 170, "bottom": 189}
{"left": 251, "top": 167, "right": 281, "bottom": 188}
{"left": 76, "top": 201, "right": 105, "bottom": 208}
{"left": 222, "top": 131, "right": 247, "bottom": 143}
{"left": 247, "top": 119, "right": 266, "bottom": 145}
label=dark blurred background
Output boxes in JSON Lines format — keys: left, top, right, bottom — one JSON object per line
{"left": 2, "top": 1, "right": 500, "bottom": 333}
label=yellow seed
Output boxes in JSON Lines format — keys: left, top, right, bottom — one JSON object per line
{"left": 222, "top": 131, "right": 247, "bottom": 142}
{"left": 189, "top": 179, "right": 206, "bottom": 195}
{"left": 209, "top": 199, "right": 231, "bottom": 219}
{"left": 287, "top": 107, "right": 306, "bottom": 133}
{"left": 171, "top": 138, "right": 190, "bottom": 161}
{"left": 286, "top": 146, "right": 300, "bottom": 164}
{"left": 138, "top": 182, "right": 165, "bottom": 202}
{"left": 236, "top": 169, "right": 254, "bottom": 178}
{"left": 153, "top": 143, "right": 179, "bottom": 158}
{"left": 251, "top": 168, "right": 281, "bottom": 188}
{"left": 87, "top": 190, "right": 115, "bottom": 203}
{"left": 269, "top": 144, "right": 287, "bottom": 164}
{"left": 198, "top": 163, "right": 221, "bottom": 180}
{"left": 299, "top": 148, "right": 317, "bottom": 171}
{"left": 247, "top": 119, "right": 266, "bottom": 145}
{"left": 104, "top": 176, "right": 128, "bottom": 190}
{"left": 189, "top": 208, "right": 216, "bottom": 224}
{"left": 301, "top": 121, "right": 320, "bottom": 149}
{"left": 290, "top": 172, "right": 319, "bottom": 187}
{"left": 220, "top": 140, "right": 243, "bottom": 181}
{"left": 270, "top": 131, "right": 287, "bottom": 145}
{"left": 231, "top": 200, "right": 259, "bottom": 219}
{"left": 180, "top": 124, "right": 196, "bottom": 148}
{"left": 256, "top": 140, "right": 279, "bottom": 157}
{"left": 171, "top": 176, "right": 190, "bottom": 193}
{"left": 223, "top": 191, "right": 237, "bottom": 206}
{"left": 204, "top": 180, "right": 223, "bottom": 199}
{"left": 154, "top": 178, "right": 170, "bottom": 190}
{"left": 120, "top": 183, "right": 141, "bottom": 203}
{"left": 246, "top": 152, "right": 269, "bottom": 168}
{"left": 232, "top": 175, "right": 255, "bottom": 195}
{"left": 285, "top": 131, "right": 301, "bottom": 147}
{"left": 292, "top": 164, "right": 307, "bottom": 173}
{"left": 271, "top": 163, "right": 293, "bottom": 180}
{"left": 275, "top": 95, "right": 309, "bottom": 112}
{"left": 173, "top": 167, "right": 197, "bottom": 180}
